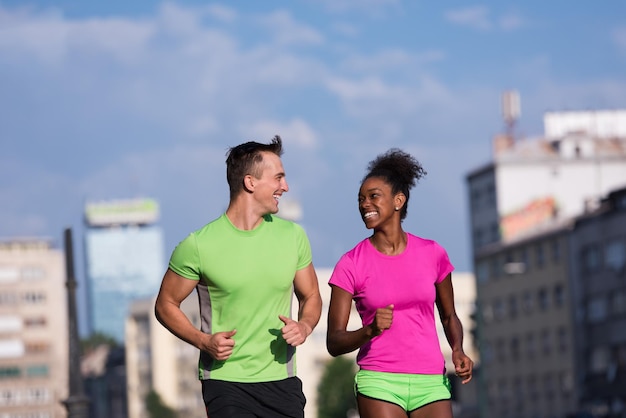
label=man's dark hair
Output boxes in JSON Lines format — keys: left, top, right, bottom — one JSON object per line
{"left": 226, "top": 135, "right": 284, "bottom": 198}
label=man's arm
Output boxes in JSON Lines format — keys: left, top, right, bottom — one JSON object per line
{"left": 279, "top": 263, "right": 322, "bottom": 346}
{"left": 154, "top": 268, "right": 236, "bottom": 361}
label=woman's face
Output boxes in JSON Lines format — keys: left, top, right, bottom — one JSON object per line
{"left": 358, "top": 176, "right": 398, "bottom": 229}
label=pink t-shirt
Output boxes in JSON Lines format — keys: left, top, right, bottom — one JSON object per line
{"left": 329, "top": 233, "right": 454, "bottom": 374}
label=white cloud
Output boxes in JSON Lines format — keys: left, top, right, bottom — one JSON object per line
{"left": 311, "top": 0, "right": 401, "bottom": 16}
{"left": 445, "top": 6, "right": 524, "bottom": 32}
{"left": 445, "top": 6, "right": 492, "bottom": 31}
{"left": 255, "top": 10, "right": 324, "bottom": 46}
{"left": 205, "top": 3, "right": 238, "bottom": 23}
{"left": 241, "top": 118, "right": 319, "bottom": 149}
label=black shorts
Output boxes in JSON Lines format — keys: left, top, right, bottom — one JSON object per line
{"left": 201, "top": 377, "right": 306, "bottom": 418}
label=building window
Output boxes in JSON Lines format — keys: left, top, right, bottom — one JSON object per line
{"left": 0, "top": 315, "right": 22, "bottom": 333}
{"left": 544, "top": 373, "right": 555, "bottom": 399}
{"left": 587, "top": 296, "right": 608, "bottom": 322}
{"left": 526, "top": 333, "right": 536, "bottom": 359}
{"left": 0, "top": 367, "right": 20, "bottom": 379}
{"left": 22, "top": 292, "right": 46, "bottom": 304}
{"left": 557, "top": 327, "right": 568, "bottom": 353}
{"left": 496, "top": 339, "right": 506, "bottom": 362}
{"left": 541, "top": 329, "right": 552, "bottom": 355}
{"left": 0, "top": 267, "right": 19, "bottom": 284}
{"left": 473, "top": 228, "right": 484, "bottom": 248}
{"left": 553, "top": 284, "right": 565, "bottom": 308}
{"left": 23, "top": 316, "right": 47, "bottom": 328}
{"left": 508, "top": 295, "right": 518, "bottom": 319}
{"left": 521, "top": 247, "right": 529, "bottom": 271}
{"left": 476, "top": 261, "right": 489, "bottom": 284}
{"left": 471, "top": 187, "right": 482, "bottom": 210}
{"left": 482, "top": 304, "right": 494, "bottom": 323}
{"left": 535, "top": 243, "right": 545, "bottom": 268}
{"left": 26, "top": 365, "right": 48, "bottom": 377}
{"left": 24, "top": 342, "right": 50, "bottom": 354}
{"left": 560, "top": 371, "right": 574, "bottom": 394}
{"left": 490, "top": 222, "right": 500, "bottom": 243}
{"left": 538, "top": 288, "right": 550, "bottom": 311}
{"left": 581, "top": 244, "right": 602, "bottom": 274}
{"left": 490, "top": 257, "right": 501, "bottom": 280}
{"left": 0, "top": 292, "right": 17, "bottom": 306}
{"left": 21, "top": 266, "right": 45, "bottom": 281}
{"left": 551, "top": 239, "right": 561, "bottom": 262}
{"left": 24, "top": 387, "right": 50, "bottom": 404}
{"left": 527, "top": 375, "right": 538, "bottom": 401}
{"left": 611, "top": 290, "right": 626, "bottom": 315}
{"left": 522, "top": 291, "right": 534, "bottom": 313}
{"left": 605, "top": 239, "right": 625, "bottom": 274}
{"left": 493, "top": 299, "right": 505, "bottom": 321}
{"left": 510, "top": 336, "right": 520, "bottom": 360}
{"left": 0, "top": 388, "right": 18, "bottom": 406}
{"left": 589, "top": 346, "right": 610, "bottom": 373}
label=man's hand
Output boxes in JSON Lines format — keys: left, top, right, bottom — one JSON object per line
{"left": 202, "top": 330, "right": 237, "bottom": 361}
{"left": 279, "top": 315, "right": 311, "bottom": 346}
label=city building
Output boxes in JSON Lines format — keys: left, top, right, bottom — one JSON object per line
{"left": 83, "top": 198, "right": 165, "bottom": 343}
{"left": 0, "top": 238, "right": 69, "bottom": 418}
{"left": 126, "top": 294, "right": 204, "bottom": 418}
{"left": 467, "top": 107, "right": 626, "bottom": 417}
{"left": 569, "top": 187, "right": 626, "bottom": 416}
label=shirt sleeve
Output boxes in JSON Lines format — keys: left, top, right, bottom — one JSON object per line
{"left": 435, "top": 242, "right": 455, "bottom": 283}
{"left": 294, "top": 223, "right": 313, "bottom": 270}
{"left": 168, "top": 233, "right": 201, "bottom": 281}
{"left": 328, "top": 252, "right": 356, "bottom": 295}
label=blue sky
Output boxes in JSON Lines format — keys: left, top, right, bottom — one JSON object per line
{"left": 2, "top": 0, "right": 626, "bottom": 278}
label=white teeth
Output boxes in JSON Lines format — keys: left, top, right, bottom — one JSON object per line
{"left": 364, "top": 211, "right": 376, "bottom": 219}
{"left": 273, "top": 194, "right": 281, "bottom": 201}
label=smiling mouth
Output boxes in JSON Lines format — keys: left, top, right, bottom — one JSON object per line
{"left": 363, "top": 211, "right": 377, "bottom": 219}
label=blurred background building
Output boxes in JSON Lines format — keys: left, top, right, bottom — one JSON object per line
{"left": 467, "top": 96, "right": 626, "bottom": 418}
{"left": 0, "top": 238, "right": 69, "bottom": 418}
{"left": 83, "top": 198, "right": 165, "bottom": 343}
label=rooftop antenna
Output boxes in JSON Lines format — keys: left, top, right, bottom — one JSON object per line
{"left": 501, "top": 90, "right": 521, "bottom": 140}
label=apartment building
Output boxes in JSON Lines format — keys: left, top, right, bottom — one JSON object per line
{"left": 467, "top": 109, "right": 626, "bottom": 418}
{"left": 0, "top": 238, "right": 69, "bottom": 418}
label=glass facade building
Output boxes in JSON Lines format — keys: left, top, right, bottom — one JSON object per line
{"left": 83, "top": 198, "right": 165, "bottom": 343}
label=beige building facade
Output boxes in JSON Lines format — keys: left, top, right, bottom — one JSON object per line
{"left": 0, "top": 238, "right": 69, "bottom": 418}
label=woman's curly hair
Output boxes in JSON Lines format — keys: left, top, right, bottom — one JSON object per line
{"left": 362, "top": 148, "right": 427, "bottom": 220}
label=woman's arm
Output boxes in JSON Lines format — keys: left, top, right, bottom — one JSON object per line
{"left": 326, "top": 285, "right": 393, "bottom": 357}
{"left": 435, "top": 273, "right": 473, "bottom": 383}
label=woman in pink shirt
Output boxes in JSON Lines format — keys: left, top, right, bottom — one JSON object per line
{"left": 327, "top": 148, "right": 473, "bottom": 418}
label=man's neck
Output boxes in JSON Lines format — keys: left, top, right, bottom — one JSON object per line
{"left": 225, "top": 201, "right": 266, "bottom": 231}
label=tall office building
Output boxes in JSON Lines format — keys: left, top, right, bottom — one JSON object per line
{"left": 466, "top": 108, "right": 626, "bottom": 417}
{"left": 0, "top": 238, "right": 69, "bottom": 418}
{"left": 84, "top": 198, "right": 165, "bottom": 343}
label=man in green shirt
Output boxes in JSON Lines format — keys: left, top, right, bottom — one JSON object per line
{"left": 155, "top": 136, "right": 322, "bottom": 418}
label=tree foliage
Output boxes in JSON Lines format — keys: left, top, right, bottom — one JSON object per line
{"left": 145, "top": 390, "right": 177, "bottom": 418}
{"left": 317, "top": 356, "right": 357, "bottom": 418}
{"left": 80, "top": 332, "right": 119, "bottom": 353}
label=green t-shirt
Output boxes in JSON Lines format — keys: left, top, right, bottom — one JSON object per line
{"left": 169, "top": 213, "right": 312, "bottom": 382}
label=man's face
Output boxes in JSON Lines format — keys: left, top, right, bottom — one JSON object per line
{"left": 252, "top": 152, "right": 289, "bottom": 215}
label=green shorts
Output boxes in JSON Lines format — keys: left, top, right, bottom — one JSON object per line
{"left": 355, "top": 370, "right": 452, "bottom": 412}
